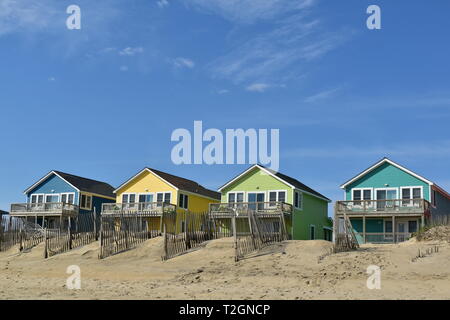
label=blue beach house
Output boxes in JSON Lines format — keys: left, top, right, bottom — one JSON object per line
{"left": 335, "top": 158, "right": 450, "bottom": 243}
{"left": 10, "top": 171, "right": 115, "bottom": 228}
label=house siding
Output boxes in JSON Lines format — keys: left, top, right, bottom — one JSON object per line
{"left": 431, "top": 189, "right": 450, "bottom": 217}
{"left": 116, "top": 170, "right": 217, "bottom": 213}
{"left": 80, "top": 195, "right": 114, "bottom": 216}
{"left": 220, "top": 167, "right": 292, "bottom": 203}
{"left": 292, "top": 193, "right": 329, "bottom": 240}
{"left": 345, "top": 162, "right": 430, "bottom": 201}
{"left": 27, "top": 174, "right": 79, "bottom": 204}
{"left": 350, "top": 218, "right": 384, "bottom": 233}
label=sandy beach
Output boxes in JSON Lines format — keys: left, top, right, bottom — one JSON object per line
{"left": 0, "top": 235, "right": 449, "bottom": 300}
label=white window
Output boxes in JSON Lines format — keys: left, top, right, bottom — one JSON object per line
{"left": 80, "top": 194, "right": 93, "bottom": 210}
{"left": 122, "top": 193, "right": 136, "bottom": 203}
{"left": 30, "top": 194, "right": 44, "bottom": 204}
{"left": 156, "top": 192, "right": 171, "bottom": 206}
{"left": 61, "top": 193, "right": 75, "bottom": 204}
{"left": 294, "top": 191, "right": 303, "bottom": 209}
{"left": 352, "top": 189, "right": 372, "bottom": 203}
{"left": 269, "top": 191, "right": 287, "bottom": 205}
{"left": 228, "top": 192, "right": 244, "bottom": 203}
{"left": 400, "top": 187, "right": 422, "bottom": 206}
{"left": 179, "top": 194, "right": 189, "bottom": 209}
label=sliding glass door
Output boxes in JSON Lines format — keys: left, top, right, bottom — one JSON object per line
{"left": 248, "top": 193, "right": 265, "bottom": 210}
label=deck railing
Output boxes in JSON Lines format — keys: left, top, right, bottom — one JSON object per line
{"left": 363, "top": 232, "right": 412, "bottom": 243}
{"left": 209, "top": 202, "right": 293, "bottom": 217}
{"left": 101, "top": 202, "right": 176, "bottom": 215}
{"left": 10, "top": 203, "right": 79, "bottom": 216}
{"left": 335, "top": 199, "right": 429, "bottom": 215}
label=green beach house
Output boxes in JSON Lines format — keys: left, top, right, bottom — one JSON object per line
{"left": 335, "top": 157, "right": 450, "bottom": 243}
{"left": 210, "top": 164, "right": 332, "bottom": 241}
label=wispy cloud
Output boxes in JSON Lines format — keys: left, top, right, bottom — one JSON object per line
{"left": 207, "top": 12, "right": 351, "bottom": 84}
{"left": 217, "top": 89, "right": 229, "bottom": 94}
{"left": 184, "top": 0, "right": 315, "bottom": 24}
{"left": 157, "top": 0, "right": 170, "bottom": 8}
{"left": 0, "top": 0, "right": 59, "bottom": 36}
{"left": 304, "top": 87, "right": 341, "bottom": 103}
{"left": 172, "top": 57, "right": 195, "bottom": 68}
{"left": 119, "top": 65, "right": 129, "bottom": 72}
{"left": 283, "top": 141, "right": 450, "bottom": 159}
{"left": 246, "top": 83, "right": 270, "bottom": 92}
{"left": 119, "top": 47, "right": 144, "bottom": 56}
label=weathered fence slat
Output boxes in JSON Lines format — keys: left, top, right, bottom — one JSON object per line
{"left": 98, "top": 213, "right": 161, "bottom": 259}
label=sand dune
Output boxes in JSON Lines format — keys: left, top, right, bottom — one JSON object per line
{"left": 0, "top": 236, "right": 449, "bottom": 300}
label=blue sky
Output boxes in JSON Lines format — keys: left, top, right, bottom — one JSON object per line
{"left": 1, "top": 0, "right": 450, "bottom": 212}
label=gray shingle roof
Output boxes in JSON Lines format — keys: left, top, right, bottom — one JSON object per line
{"left": 53, "top": 171, "right": 115, "bottom": 198}
{"left": 262, "top": 166, "right": 331, "bottom": 201}
{"left": 146, "top": 168, "right": 221, "bottom": 200}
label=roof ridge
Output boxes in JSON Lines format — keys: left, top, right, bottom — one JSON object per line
{"left": 147, "top": 167, "right": 216, "bottom": 192}
{"left": 54, "top": 170, "right": 113, "bottom": 186}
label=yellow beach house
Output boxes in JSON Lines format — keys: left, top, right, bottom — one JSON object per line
{"left": 101, "top": 167, "right": 220, "bottom": 218}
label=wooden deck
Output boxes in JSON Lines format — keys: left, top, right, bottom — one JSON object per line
{"left": 209, "top": 202, "right": 293, "bottom": 218}
{"left": 10, "top": 203, "right": 79, "bottom": 217}
{"left": 101, "top": 202, "right": 176, "bottom": 216}
{"left": 335, "top": 199, "right": 429, "bottom": 217}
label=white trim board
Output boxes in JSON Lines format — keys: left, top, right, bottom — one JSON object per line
{"left": 340, "top": 158, "right": 434, "bottom": 189}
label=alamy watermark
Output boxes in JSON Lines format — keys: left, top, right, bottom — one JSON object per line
{"left": 66, "top": 265, "right": 81, "bottom": 290}
{"left": 66, "top": 5, "right": 81, "bottom": 30}
{"left": 171, "top": 121, "right": 280, "bottom": 172}
{"left": 366, "top": 265, "right": 381, "bottom": 290}
{"left": 367, "top": 5, "right": 381, "bottom": 30}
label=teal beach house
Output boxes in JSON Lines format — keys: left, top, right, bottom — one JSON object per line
{"left": 10, "top": 171, "right": 115, "bottom": 228}
{"left": 335, "top": 158, "right": 450, "bottom": 243}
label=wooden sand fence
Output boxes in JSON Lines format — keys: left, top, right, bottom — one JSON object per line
{"left": 162, "top": 211, "right": 213, "bottom": 260}
{"left": 161, "top": 210, "right": 288, "bottom": 262}
{"left": 333, "top": 214, "right": 359, "bottom": 253}
{"left": 99, "top": 213, "right": 161, "bottom": 259}
{"left": 0, "top": 215, "right": 23, "bottom": 252}
{"left": 20, "top": 221, "right": 45, "bottom": 251}
{"left": 234, "top": 211, "right": 288, "bottom": 261}
{"left": 44, "top": 211, "right": 98, "bottom": 258}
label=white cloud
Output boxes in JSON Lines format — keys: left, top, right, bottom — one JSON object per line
{"left": 119, "top": 47, "right": 144, "bottom": 56}
{"left": 245, "top": 83, "right": 270, "bottom": 92}
{"left": 184, "top": 0, "right": 315, "bottom": 24}
{"left": 157, "top": 0, "right": 170, "bottom": 8}
{"left": 173, "top": 57, "right": 195, "bottom": 68}
{"left": 119, "top": 65, "right": 129, "bottom": 71}
{"left": 217, "top": 89, "right": 229, "bottom": 94}
{"left": 48, "top": 76, "right": 56, "bottom": 81}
